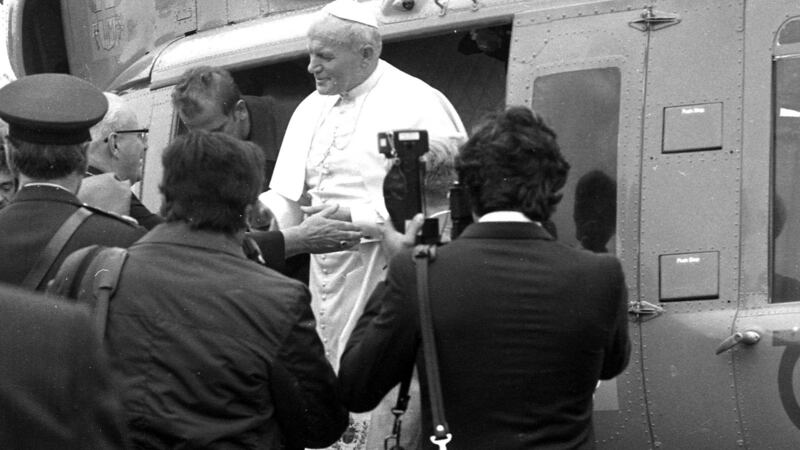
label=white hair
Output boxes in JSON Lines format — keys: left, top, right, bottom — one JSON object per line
{"left": 89, "top": 92, "right": 139, "bottom": 142}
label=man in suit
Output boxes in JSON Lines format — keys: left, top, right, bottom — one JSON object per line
{"left": 0, "top": 282, "right": 127, "bottom": 448}
{"left": 171, "top": 65, "right": 362, "bottom": 279}
{"left": 81, "top": 92, "right": 161, "bottom": 230}
{"left": 339, "top": 106, "right": 631, "bottom": 449}
{"left": 172, "top": 66, "right": 282, "bottom": 189}
{"left": 0, "top": 74, "right": 145, "bottom": 291}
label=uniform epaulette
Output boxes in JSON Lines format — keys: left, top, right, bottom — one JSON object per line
{"left": 80, "top": 203, "right": 141, "bottom": 227}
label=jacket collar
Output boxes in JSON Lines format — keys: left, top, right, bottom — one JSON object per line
{"left": 135, "top": 222, "right": 246, "bottom": 259}
{"left": 458, "top": 221, "right": 554, "bottom": 241}
{"left": 13, "top": 184, "right": 82, "bottom": 206}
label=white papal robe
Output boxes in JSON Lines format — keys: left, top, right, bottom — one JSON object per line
{"left": 262, "top": 59, "right": 466, "bottom": 449}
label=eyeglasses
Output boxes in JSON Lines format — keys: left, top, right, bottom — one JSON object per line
{"left": 104, "top": 128, "right": 149, "bottom": 143}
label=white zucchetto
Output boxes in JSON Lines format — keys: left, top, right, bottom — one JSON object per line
{"left": 321, "top": 0, "right": 379, "bottom": 28}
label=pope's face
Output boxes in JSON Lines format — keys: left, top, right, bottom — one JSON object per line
{"left": 307, "top": 33, "right": 367, "bottom": 96}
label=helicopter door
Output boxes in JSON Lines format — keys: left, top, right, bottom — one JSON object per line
{"left": 508, "top": 1, "right": 745, "bottom": 448}
{"left": 633, "top": 0, "right": 745, "bottom": 447}
{"left": 507, "top": 4, "right": 650, "bottom": 449}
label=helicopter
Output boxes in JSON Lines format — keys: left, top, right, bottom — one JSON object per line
{"left": 6, "top": 0, "right": 800, "bottom": 448}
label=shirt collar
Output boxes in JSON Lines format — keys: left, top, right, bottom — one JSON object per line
{"left": 341, "top": 60, "right": 385, "bottom": 101}
{"left": 479, "top": 211, "right": 536, "bottom": 223}
{"left": 12, "top": 183, "right": 82, "bottom": 206}
{"left": 21, "top": 182, "right": 74, "bottom": 194}
{"left": 459, "top": 221, "right": 553, "bottom": 241}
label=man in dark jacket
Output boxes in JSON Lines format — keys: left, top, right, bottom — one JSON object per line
{"left": 339, "top": 107, "right": 630, "bottom": 449}
{"left": 0, "top": 282, "right": 127, "bottom": 449}
{"left": 0, "top": 74, "right": 145, "bottom": 291}
{"left": 103, "top": 131, "right": 347, "bottom": 448}
{"left": 171, "top": 66, "right": 362, "bottom": 280}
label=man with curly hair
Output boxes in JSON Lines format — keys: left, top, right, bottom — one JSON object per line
{"left": 340, "top": 106, "right": 630, "bottom": 449}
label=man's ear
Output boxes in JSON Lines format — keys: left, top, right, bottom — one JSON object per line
{"left": 233, "top": 99, "right": 248, "bottom": 121}
{"left": 107, "top": 134, "right": 120, "bottom": 158}
{"left": 361, "top": 44, "right": 375, "bottom": 63}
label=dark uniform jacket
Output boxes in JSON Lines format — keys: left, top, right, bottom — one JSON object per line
{"left": 339, "top": 221, "right": 631, "bottom": 450}
{"left": 0, "top": 283, "right": 127, "bottom": 449}
{"left": 105, "top": 222, "right": 347, "bottom": 449}
{"left": 0, "top": 184, "right": 145, "bottom": 290}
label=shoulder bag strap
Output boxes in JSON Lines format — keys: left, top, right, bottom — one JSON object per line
{"left": 45, "top": 244, "right": 102, "bottom": 299}
{"left": 81, "top": 247, "right": 128, "bottom": 341}
{"left": 413, "top": 244, "right": 452, "bottom": 449}
{"left": 23, "top": 207, "right": 92, "bottom": 290}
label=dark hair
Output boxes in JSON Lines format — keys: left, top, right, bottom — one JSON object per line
{"left": 171, "top": 66, "right": 242, "bottom": 119}
{"left": 455, "top": 106, "right": 569, "bottom": 222}
{"left": 160, "top": 131, "right": 265, "bottom": 234}
{"left": 5, "top": 136, "right": 87, "bottom": 179}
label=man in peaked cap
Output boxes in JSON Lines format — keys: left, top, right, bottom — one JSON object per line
{"left": 0, "top": 73, "right": 145, "bottom": 291}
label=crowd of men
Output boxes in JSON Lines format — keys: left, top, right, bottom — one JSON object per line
{"left": 0, "top": 0, "right": 630, "bottom": 449}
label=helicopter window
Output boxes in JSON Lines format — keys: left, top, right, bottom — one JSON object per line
{"left": 532, "top": 68, "right": 620, "bottom": 254}
{"left": 778, "top": 18, "right": 800, "bottom": 46}
{"left": 772, "top": 56, "right": 800, "bottom": 303}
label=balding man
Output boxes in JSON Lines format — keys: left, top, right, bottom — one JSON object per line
{"left": 80, "top": 92, "right": 161, "bottom": 229}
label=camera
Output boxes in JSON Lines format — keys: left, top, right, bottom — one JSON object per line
{"left": 379, "top": 130, "right": 472, "bottom": 243}
{"left": 379, "top": 129, "right": 427, "bottom": 231}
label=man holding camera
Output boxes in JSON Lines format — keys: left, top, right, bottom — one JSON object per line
{"left": 339, "top": 107, "right": 631, "bottom": 449}
{"left": 261, "top": 0, "right": 465, "bottom": 446}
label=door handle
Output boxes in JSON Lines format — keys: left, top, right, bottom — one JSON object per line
{"left": 715, "top": 329, "right": 762, "bottom": 355}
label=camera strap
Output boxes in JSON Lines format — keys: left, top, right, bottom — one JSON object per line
{"left": 413, "top": 244, "right": 452, "bottom": 449}
{"left": 385, "top": 367, "right": 412, "bottom": 450}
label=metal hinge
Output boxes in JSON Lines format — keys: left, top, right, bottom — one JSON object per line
{"left": 629, "top": 6, "right": 681, "bottom": 32}
{"left": 628, "top": 300, "right": 664, "bottom": 320}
